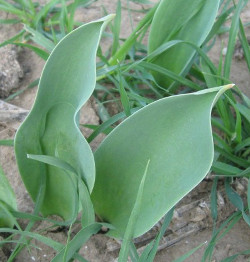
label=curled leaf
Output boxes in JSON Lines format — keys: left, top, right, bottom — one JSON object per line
{"left": 14, "top": 15, "right": 114, "bottom": 221}
{"left": 148, "top": 0, "right": 220, "bottom": 89}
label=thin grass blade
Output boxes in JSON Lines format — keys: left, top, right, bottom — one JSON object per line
{"left": 223, "top": 0, "right": 248, "bottom": 78}
{"left": 0, "top": 140, "right": 14, "bottom": 146}
{"left": 145, "top": 207, "right": 174, "bottom": 261}
{"left": 0, "top": 228, "right": 63, "bottom": 251}
{"left": 225, "top": 178, "right": 250, "bottom": 225}
{"left": 220, "top": 250, "right": 250, "bottom": 262}
{"left": 172, "top": 243, "right": 205, "bottom": 262}
{"left": 239, "top": 19, "right": 250, "bottom": 71}
{"left": 51, "top": 223, "right": 102, "bottom": 262}
{"left": 118, "top": 160, "right": 150, "bottom": 262}
{"left": 0, "top": 165, "right": 17, "bottom": 228}
{"left": 24, "top": 25, "right": 55, "bottom": 52}
{"left": 111, "top": 0, "right": 121, "bottom": 56}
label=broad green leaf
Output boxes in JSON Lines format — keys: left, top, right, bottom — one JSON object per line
{"left": 91, "top": 84, "right": 232, "bottom": 239}
{"left": 148, "top": 0, "right": 220, "bottom": 89}
{"left": 0, "top": 165, "right": 17, "bottom": 228}
{"left": 14, "top": 15, "right": 114, "bottom": 221}
{"left": 27, "top": 154, "right": 95, "bottom": 227}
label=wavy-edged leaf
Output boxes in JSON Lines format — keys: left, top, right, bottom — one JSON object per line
{"left": 91, "top": 85, "right": 233, "bottom": 239}
{"left": 0, "top": 165, "right": 17, "bottom": 228}
{"left": 148, "top": 0, "right": 220, "bottom": 89}
{"left": 14, "top": 15, "right": 114, "bottom": 221}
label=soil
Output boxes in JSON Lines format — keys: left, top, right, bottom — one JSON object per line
{"left": 0, "top": 1, "right": 250, "bottom": 262}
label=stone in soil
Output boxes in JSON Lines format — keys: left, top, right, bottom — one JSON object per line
{"left": 0, "top": 46, "right": 23, "bottom": 98}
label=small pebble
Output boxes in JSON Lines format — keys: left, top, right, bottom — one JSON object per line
{"left": 101, "top": 226, "right": 108, "bottom": 232}
{"left": 217, "top": 192, "right": 225, "bottom": 206}
{"left": 222, "top": 47, "right": 227, "bottom": 56}
{"left": 199, "top": 201, "right": 208, "bottom": 208}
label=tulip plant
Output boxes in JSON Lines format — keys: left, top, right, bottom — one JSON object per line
{"left": 0, "top": 0, "right": 249, "bottom": 261}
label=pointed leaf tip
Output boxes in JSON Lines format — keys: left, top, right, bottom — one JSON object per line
{"left": 92, "top": 86, "right": 230, "bottom": 238}
{"left": 15, "top": 16, "right": 113, "bottom": 221}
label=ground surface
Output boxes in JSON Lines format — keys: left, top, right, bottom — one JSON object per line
{"left": 0, "top": 1, "right": 250, "bottom": 261}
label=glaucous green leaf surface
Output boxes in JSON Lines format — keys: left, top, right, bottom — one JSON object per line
{"left": 14, "top": 15, "right": 113, "bottom": 221}
{"left": 91, "top": 85, "right": 232, "bottom": 239}
{"left": 148, "top": 0, "right": 220, "bottom": 88}
{"left": 0, "top": 165, "right": 17, "bottom": 227}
